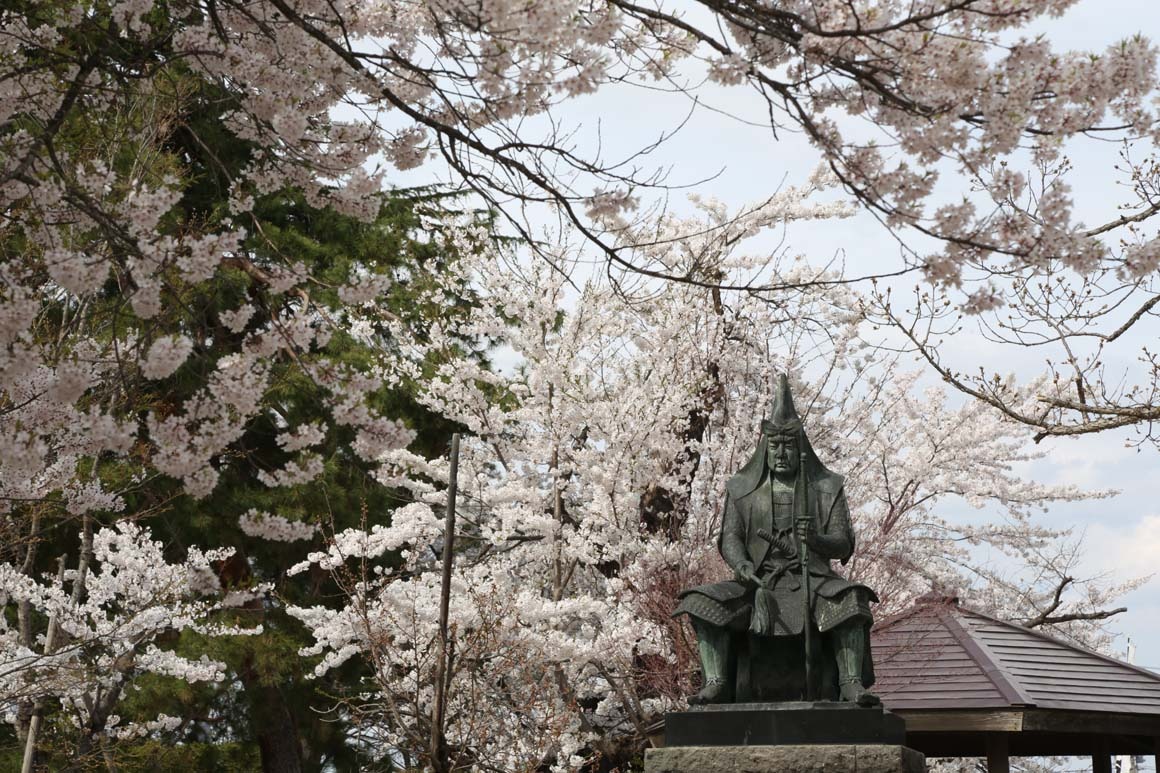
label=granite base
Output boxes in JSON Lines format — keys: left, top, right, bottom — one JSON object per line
{"left": 643, "top": 743, "right": 925, "bottom": 773}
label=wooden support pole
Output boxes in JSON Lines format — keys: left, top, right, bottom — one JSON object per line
{"left": 430, "top": 433, "right": 460, "bottom": 773}
{"left": 1093, "top": 736, "right": 1112, "bottom": 773}
{"left": 21, "top": 556, "right": 67, "bottom": 773}
{"left": 986, "top": 732, "right": 1010, "bottom": 773}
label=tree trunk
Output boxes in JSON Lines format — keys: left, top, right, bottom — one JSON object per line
{"left": 247, "top": 681, "right": 304, "bottom": 773}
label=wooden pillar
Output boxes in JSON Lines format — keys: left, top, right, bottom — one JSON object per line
{"left": 1092, "top": 736, "right": 1112, "bottom": 773}
{"left": 986, "top": 733, "right": 1010, "bottom": 773}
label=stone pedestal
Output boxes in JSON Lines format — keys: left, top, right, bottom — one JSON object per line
{"left": 650, "top": 702, "right": 925, "bottom": 772}
{"left": 644, "top": 743, "right": 925, "bottom": 773}
{"left": 664, "top": 702, "right": 906, "bottom": 747}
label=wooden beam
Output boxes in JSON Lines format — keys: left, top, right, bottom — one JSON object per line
{"left": 1022, "top": 709, "right": 1160, "bottom": 737}
{"left": 986, "top": 733, "right": 1010, "bottom": 773}
{"left": 907, "top": 729, "right": 1158, "bottom": 759}
{"left": 896, "top": 710, "right": 1025, "bottom": 733}
{"left": 903, "top": 731, "right": 988, "bottom": 758}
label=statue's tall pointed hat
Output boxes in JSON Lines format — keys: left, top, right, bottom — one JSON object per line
{"left": 761, "top": 373, "right": 802, "bottom": 435}
{"left": 725, "top": 372, "right": 834, "bottom": 499}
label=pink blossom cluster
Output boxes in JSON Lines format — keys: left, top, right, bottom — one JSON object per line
{"left": 0, "top": 522, "right": 262, "bottom": 740}
{"left": 141, "top": 335, "right": 194, "bottom": 380}
{"left": 238, "top": 508, "right": 319, "bottom": 542}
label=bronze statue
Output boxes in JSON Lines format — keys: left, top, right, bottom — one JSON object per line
{"left": 674, "top": 374, "right": 879, "bottom": 706}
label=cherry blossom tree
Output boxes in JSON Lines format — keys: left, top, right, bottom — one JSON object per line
{"left": 0, "top": 520, "right": 262, "bottom": 766}
{"left": 6, "top": 1, "right": 1159, "bottom": 291}
{"left": 9, "top": 0, "right": 1160, "bottom": 455}
{"left": 288, "top": 192, "right": 1129, "bottom": 771}
{"left": 866, "top": 258, "right": 1160, "bottom": 448}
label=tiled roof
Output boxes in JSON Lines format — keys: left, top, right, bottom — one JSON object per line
{"left": 873, "top": 595, "right": 1160, "bottom": 714}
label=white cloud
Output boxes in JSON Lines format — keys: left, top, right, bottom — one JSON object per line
{"left": 1082, "top": 513, "right": 1160, "bottom": 583}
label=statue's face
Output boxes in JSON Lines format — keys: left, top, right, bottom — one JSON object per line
{"left": 766, "top": 434, "right": 799, "bottom": 478}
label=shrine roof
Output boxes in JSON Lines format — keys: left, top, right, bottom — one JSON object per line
{"left": 873, "top": 594, "right": 1160, "bottom": 715}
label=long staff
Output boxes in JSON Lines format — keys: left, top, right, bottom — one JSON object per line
{"left": 797, "top": 447, "right": 813, "bottom": 701}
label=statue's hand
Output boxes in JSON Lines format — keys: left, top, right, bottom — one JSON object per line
{"left": 733, "top": 561, "right": 758, "bottom": 586}
{"left": 796, "top": 516, "right": 818, "bottom": 548}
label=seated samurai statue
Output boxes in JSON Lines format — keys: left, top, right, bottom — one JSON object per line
{"left": 674, "top": 375, "right": 879, "bottom": 706}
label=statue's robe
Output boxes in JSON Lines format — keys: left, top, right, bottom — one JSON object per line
{"left": 674, "top": 468, "right": 877, "bottom": 696}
